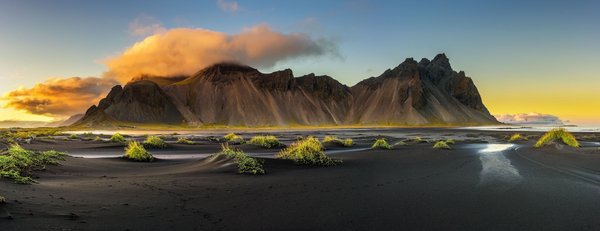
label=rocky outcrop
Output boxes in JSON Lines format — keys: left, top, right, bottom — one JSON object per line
{"left": 74, "top": 54, "right": 498, "bottom": 127}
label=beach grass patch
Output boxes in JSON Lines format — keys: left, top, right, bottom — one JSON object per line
{"left": 323, "top": 136, "right": 353, "bottom": 147}
{"left": 508, "top": 133, "right": 528, "bottom": 142}
{"left": 124, "top": 141, "right": 154, "bottom": 161}
{"left": 371, "top": 138, "right": 392, "bottom": 149}
{"left": 223, "top": 133, "right": 244, "bottom": 144}
{"left": 143, "top": 136, "right": 168, "bottom": 149}
{"left": 445, "top": 139, "right": 455, "bottom": 144}
{"left": 278, "top": 137, "right": 339, "bottom": 166}
{"left": 68, "top": 134, "right": 78, "bottom": 140}
{"left": 343, "top": 138, "right": 354, "bottom": 147}
{"left": 0, "top": 144, "right": 66, "bottom": 184}
{"left": 212, "top": 145, "right": 265, "bottom": 175}
{"left": 176, "top": 137, "right": 196, "bottom": 145}
{"left": 534, "top": 128, "right": 579, "bottom": 148}
{"left": 110, "top": 133, "right": 126, "bottom": 143}
{"left": 248, "top": 135, "right": 284, "bottom": 148}
{"left": 433, "top": 141, "right": 451, "bottom": 149}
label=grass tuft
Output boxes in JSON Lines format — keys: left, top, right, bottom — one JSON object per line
{"left": 68, "top": 134, "right": 78, "bottom": 140}
{"left": 534, "top": 128, "right": 579, "bottom": 148}
{"left": 445, "top": 139, "right": 455, "bottom": 144}
{"left": 248, "top": 135, "right": 284, "bottom": 148}
{"left": 508, "top": 133, "right": 528, "bottom": 142}
{"left": 124, "top": 141, "right": 154, "bottom": 161}
{"left": 393, "top": 141, "right": 407, "bottom": 147}
{"left": 371, "top": 138, "right": 392, "bottom": 149}
{"left": 176, "top": 137, "right": 196, "bottom": 145}
{"left": 110, "top": 133, "right": 126, "bottom": 143}
{"left": 143, "top": 136, "right": 168, "bottom": 149}
{"left": 323, "top": 136, "right": 354, "bottom": 147}
{"left": 433, "top": 141, "right": 451, "bottom": 149}
{"left": 278, "top": 137, "right": 339, "bottom": 166}
{"left": 212, "top": 144, "right": 265, "bottom": 175}
{"left": 343, "top": 138, "right": 354, "bottom": 147}
{"left": 223, "top": 133, "right": 245, "bottom": 144}
{"left": 0, "top": 144, "right": 66, "bottom": 184}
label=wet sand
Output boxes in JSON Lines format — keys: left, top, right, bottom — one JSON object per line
{"left": 2, "top": 128, "right": 600, "bottom": 230}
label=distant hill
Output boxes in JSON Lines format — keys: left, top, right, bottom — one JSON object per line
{"left": 74, "top": 54, "right": 498, "bottom": 127}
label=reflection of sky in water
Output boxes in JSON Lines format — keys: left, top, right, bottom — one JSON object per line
{"left": 478, "top": 144, "right": 522, "bottom": 192}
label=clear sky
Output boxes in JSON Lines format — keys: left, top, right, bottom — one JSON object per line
{"left": 0, "top": 0, "right": 599, "bottom": 125}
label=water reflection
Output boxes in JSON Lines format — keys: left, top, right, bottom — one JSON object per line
{"left": 478, "top": 144, "right": 522, "bottom": 192}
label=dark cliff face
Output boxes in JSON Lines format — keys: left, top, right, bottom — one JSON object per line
{"left": 74, "top": 55, "right": 497, "bottom": 127}
{"left": 76, "top": 80, "right": 185, "bottom": 126}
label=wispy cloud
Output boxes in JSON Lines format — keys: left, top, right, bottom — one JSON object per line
{"left": 129, "top": 14, "right": 166, "bottom": 37}
{"left": 217, "top": 0, "right": 240, "bottom": 12}
{"left": 495, "top": 112, "right": 565, "bottom": 125}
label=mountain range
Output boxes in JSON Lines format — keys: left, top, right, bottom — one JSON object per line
{"left": 72, "top": 54, "right": 498, "bottom": 127}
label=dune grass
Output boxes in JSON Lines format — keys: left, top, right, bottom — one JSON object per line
{"left": 124, "top": 141, "right": 154, "bottom": 161}
{"left": 68, "top": 134, "right": 78, "bottom": 140}
{"left": 323, "top": 136, "right": 354, "bottom": 147}
{"left": 343, "top": 138, "right": 354, "bottom": 146}
{"left": 143, "top": 136, "right": 168, "bottom": 149}
{"left": 0, "top": 144, "right": 66, "bottom": 184}
{"left": 508, "top": 133, "right": 528, "bottom": 142}
{"left": 110, "top": 133, "right": 126, "bottom": 143}
{"left": 223, "top": 133, "right": 245, "bottom": 144}
{"left": 278, "top": 137, "right": 339, "bottom": 166}
{"left": 371, "top": 138, "right": 392, "bottom": 149}
{"left": 433, "top": 141, "right": 451, "bottom": 149}
{"left": 248, "top": 135, "right": 284, "bottom": 148}
{"left": 212, "top": 144, "right": 265, "bottom": 175}
{"left": 176, "top": 137, "right": 196, "bottom": 145}
{"left": 445, "top": 139, "right": 455, "bottom": 144}
{"left": 534, "top": 128, "right": 580, "bottom": 148}
{"left": 393, "top": 141, "right": 407, "bottom": 147}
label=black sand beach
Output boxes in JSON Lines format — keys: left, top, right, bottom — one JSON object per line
{"left": 2, "top": 128, "right": 600, "bottom": 230}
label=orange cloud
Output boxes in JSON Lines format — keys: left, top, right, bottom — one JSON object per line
{"left": 105, "top": 24, "right": 337, "bottom": 82}
{"left": 2, "top": 77, "right": 118, "bottom": 117}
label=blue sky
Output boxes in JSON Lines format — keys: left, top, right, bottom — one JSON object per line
{"left": 0, "top": 0, "right": 599, "bottom": 124}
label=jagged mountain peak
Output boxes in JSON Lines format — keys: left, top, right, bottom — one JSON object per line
{"left": 74, "top": 54, "right": 497, "bottom": 127}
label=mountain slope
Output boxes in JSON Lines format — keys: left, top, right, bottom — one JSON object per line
{"left": 74, "top": 54, "right": 497, "bottom": 127}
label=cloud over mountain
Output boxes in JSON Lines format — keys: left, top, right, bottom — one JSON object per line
{"left": 104, "top": 24, "right": 337, "bottom": 82}
{"left": 2, "top": 77, "right": 117, "bottom": 117}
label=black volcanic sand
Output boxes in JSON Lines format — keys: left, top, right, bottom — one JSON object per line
{"left": 2, "top": 128, "right": 600, "bottom": 230}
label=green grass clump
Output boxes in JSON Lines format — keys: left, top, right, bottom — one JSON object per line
{"left": 68, "top": 134, "right": 78, "bottom": 140}
{"left": 0, "top": 144, "right": 66, "bottom": 184}
{"left": 248, "top": 135, "right": 284, "bottom": 148}
{"left": 94, "top": 136, "right": 102, "bottom": 141}
{"left": 109, "top": 133, "right": 126, "bottom": 143}
{"left": 277, "top": 137, "right": 339, "bottom": 166}
{"left": 212, "top": 145, "right": 265, "bottom": 175}
{"left": 143, "top": 136, "right": 168, "bottom": 149}
{"left": 393, "top": 141, "right": 407, "bottom": 147}
{"left": 323, "top": 136, "right": 353, "bottom": 147}
{"left": 534, "top": 128, "right": 580, "bottom": 148}
{"left": 176, "top": 137, "right": 196, "bottom": 145}
{"left": 343, "top": 138, "right": 354, "bottom": 147}
{"left": 124, "top": 141, "right": 154, "bottom": 162}
{"left": 445, "top": 139, "right": 455, "bottom": 144}
{"left": 223, "top": 133, "right": 244, "bottom": 144}
{"left": 508, "top": 133, "right": 528, "bottom": 142}
{"left": 433, "top": 141, "right": 451, "bottom": 149}
{"left": 371, "top": 138, "right": 392, "bottom": 149}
